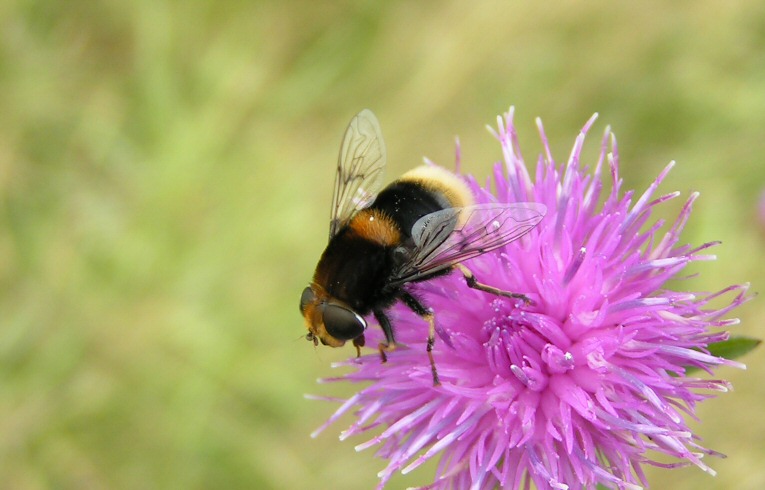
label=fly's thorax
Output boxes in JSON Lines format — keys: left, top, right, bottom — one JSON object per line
{"left": 312, "top": 226, "right": 396, "bottom": 313}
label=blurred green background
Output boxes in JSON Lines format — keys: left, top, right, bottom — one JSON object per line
{"left": 1, "top": 1, "right": 763, "bottom": 489}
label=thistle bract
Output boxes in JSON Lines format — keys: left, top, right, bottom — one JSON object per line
{"left": 310, "top": 109, "right": 748, "bottom": 490}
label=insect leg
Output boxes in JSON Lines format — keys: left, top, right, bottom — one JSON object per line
{"left": 352, "top": 334, "right": 365, "bottom": 357}
{"left": 373, "top": 309, "right": 397, "bottom": 363}
{"left": 400, "top": 292, "right": 440, "bottom": 386}
{"left": 455, "top": 263, "right": 532, "bottom": 305}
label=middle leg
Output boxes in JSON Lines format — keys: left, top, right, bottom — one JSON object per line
{"left": 374, "top": 309, "right": 397, "bottom": 363}
{"left": 400, "top": 291, "right": 440, "bottom": 386}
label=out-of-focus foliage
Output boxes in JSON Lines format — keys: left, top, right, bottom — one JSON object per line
{"left": 0, "top": 1, "right": 762, "bottom": 489}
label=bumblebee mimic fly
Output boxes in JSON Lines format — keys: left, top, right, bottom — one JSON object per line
{"left": 300, "top": 110, "right": 546, "bottom": 385}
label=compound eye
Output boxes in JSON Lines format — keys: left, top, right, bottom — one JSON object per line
{"left": 323, "top": 304, "right": 366, "bottom": 341}
{"left": 299, "top": 287, "right": 316, "bottom": 314}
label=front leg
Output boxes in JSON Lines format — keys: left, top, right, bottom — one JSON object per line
{"left": 400, "top": 292, "right": 440, "bottom": 386}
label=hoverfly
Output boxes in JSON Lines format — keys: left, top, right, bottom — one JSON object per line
{"left": 300, "top": 110, "right": 546, "bottom": 384}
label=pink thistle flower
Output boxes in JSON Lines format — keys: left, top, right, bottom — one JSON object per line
{"left": 309, "top": 108, "right": 750, "bottom": 490}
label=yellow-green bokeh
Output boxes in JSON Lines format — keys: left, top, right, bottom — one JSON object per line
{"left": 0, "top": 1, "right": 763, "bottom": 489}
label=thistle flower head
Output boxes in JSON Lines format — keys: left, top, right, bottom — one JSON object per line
{"left": 310, "top": 109, "right": 749, "bottom": 490}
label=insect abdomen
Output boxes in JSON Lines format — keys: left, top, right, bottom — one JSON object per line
{"left": 370, "top": 165, "right": 474, "bottom": 239}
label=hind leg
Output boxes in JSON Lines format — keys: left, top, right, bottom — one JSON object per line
{"left": 455, "top": 263, "right": 531, "bottom": 304}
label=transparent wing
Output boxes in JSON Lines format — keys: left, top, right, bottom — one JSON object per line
{"left": 390, "top": 202, "right": 547, "bottom": 286}
{"left": 329, "top": 109, "right": 386, "bottom": 239}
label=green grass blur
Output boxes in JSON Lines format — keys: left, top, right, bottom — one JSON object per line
{"left": 0, "top": 1, "right": 763, "bottom": 489}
